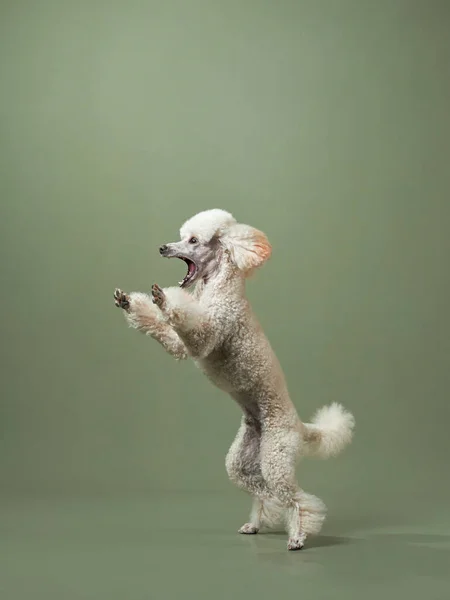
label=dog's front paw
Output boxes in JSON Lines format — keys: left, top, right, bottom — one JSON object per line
{"left": 151, "top": 283, "right": 166, "bottom": 309}
{"left": 114, "top": 288, "right": 130, "bottom": 311}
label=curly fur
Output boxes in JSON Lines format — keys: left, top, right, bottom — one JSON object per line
{"left": 114, "top": 209, "right": 355, "bottom": 551}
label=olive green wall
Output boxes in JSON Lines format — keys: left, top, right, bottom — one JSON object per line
{"left": 1, "top": 0, "right": 449, "bottom": 519}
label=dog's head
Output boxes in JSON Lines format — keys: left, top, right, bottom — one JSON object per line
{"left": 159, "top": 209, "right": 272, "bottom": 288}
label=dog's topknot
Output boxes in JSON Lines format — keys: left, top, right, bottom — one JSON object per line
{"left": 180, "top": 209, "right": 236, "bottom": 242}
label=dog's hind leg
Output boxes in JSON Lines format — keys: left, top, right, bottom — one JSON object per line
{"left": 260, "top": 428, "right": 326, "bottom": 550}
{"left": 238, "top": 498, "right": 263, "bottom": 534}
{"left": 225, "top": 416, "right": 280, "bottom": 533}
{"left": 238, "top": 496, "right": 285, "bottom": 534}
{"left": 225, "top": 416, "right": 264, "bottom": 497}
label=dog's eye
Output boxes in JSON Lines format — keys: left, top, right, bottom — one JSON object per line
{"left": 189, "top": 237, "right": 198, "bottom": 244}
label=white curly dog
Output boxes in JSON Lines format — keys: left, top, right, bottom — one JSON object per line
{"left": 114, "top": 209, "right": 355, "bottom": 551}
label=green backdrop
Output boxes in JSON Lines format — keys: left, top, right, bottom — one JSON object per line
{"left": 1, "top": 1, "right": 450, "bottom": 598}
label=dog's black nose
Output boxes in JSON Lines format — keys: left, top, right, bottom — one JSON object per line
{"left": 159, "top": 244, "right": 168, "bottom": 255}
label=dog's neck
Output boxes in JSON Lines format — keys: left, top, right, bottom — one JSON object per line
{"left": 194, "top": 254, "right": 246, "bottom": 301}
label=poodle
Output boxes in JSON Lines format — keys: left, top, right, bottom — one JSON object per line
{"left": 114, "top": 209, "right": 355, "bottom": 551}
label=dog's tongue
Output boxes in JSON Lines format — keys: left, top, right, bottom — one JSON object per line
{"left": 188, "top": 262, "right": 196, "bottom": 276}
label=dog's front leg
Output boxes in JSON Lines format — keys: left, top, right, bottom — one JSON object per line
{"left": 151, "top": 284, "right": 217, "bottom": 359}
{"left": 114, "top": 288, "right": 188, "bottom": 360}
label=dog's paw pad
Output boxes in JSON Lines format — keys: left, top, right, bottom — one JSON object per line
{"left": 151, "top": 283, "right": 165, "bottom": 308}
{"left": 238, "top": 523, "right": 259, "bottom": 535}
{"left": 114, "top": 288, "right": 130, "bottom": 310}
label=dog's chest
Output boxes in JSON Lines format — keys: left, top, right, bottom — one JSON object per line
{"left": 200, "top": 294, "right": 240, "bottom": 330}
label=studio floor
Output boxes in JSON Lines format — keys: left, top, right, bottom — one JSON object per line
{"left": 2, "top": 492, "right": 449, "bottom": 600}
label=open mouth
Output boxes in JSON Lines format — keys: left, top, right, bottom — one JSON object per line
{"left": 177, "top": 257, "right": 198, "bottom": 288}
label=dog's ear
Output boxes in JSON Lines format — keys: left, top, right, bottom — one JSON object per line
{"left": 221, "top": 224, "right": 272, "bottom": 272}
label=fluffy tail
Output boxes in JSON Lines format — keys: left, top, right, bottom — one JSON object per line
{"left": 303, "top": 402, "right": 355, "bottom": 458}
